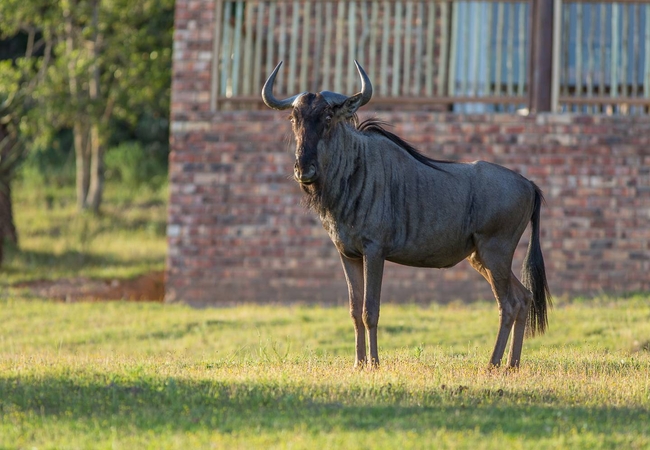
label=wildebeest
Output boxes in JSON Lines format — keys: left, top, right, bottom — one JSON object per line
{"left": 262, "top": 61, "right": 551, "bottom": 369}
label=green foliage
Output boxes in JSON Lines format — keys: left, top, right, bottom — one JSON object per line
{"left": 105, "top": 141, "right": 167, "bottom": 190}
{"left": 0, "top": 61, "right": 20, "bottom": 97}
{"left": 0, "top": 299, "right": 649, "bottom": 448}
{"left": 19, "top": 128, "right": 75, "bottom": 187}
{"left": 0, "top": 0, "right": 174, "bottom": 199}
{"left": 16, "top": 0, "right": 173, "bottom": 131}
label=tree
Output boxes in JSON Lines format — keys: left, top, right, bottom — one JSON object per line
{"left": 0, "top": 0, "right": 173, "bottom": 214}
{"left": 0, "top": 31, "right": 50, "bottom": 266}
{"left": 0, "top": 99, "right": 24, "bottom": 266}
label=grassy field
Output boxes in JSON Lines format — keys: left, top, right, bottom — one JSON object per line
{"left": 2, "top": 180, "right": 650, "bottom": 449}
{"left": 1, "top": 297, "right": 649, "bottom": 449}
{"left": 2, "top": 180, "right": 167, "bottom": 285}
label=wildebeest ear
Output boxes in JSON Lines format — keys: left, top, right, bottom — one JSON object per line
{"left": 333, "top": 93, "right": 363, "bottom": 119}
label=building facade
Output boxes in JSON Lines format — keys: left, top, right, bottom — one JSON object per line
{"left": 167, "top": 0, "right": 650, "bottom": 305}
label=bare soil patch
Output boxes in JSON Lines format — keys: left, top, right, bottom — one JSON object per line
{"left": 14, "top": 271, "right": 165, "bottom": 302}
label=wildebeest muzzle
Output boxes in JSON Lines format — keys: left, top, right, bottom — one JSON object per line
{"left": 294, "top": 160, "right": 317, "bottom": 185}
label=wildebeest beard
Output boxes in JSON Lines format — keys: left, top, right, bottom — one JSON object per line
{"left": 299, "top": 178, "right": 328, "bottom": 218}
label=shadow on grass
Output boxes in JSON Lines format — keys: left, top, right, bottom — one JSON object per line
{"left": 2, "top": 248, "right": 163, "bottom": 282}
{"left": 6, "top": 248, "right": 121, "bottom": 269}
{"left": 1, "top": 375, "right": 648, "bottom": 439}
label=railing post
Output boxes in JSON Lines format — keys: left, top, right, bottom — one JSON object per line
{"left": 528, "top": 0, "right": 554, "bottom": 112}
{"left": 211, "top": 0, "right": 224, "bottom": 112}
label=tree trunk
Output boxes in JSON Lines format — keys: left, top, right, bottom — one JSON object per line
{"left": 86, "top": 123, "right": 104, "bottom": 213}
{"left": 0, "top": 178, "right": 17, "bottom": 267}
{"left": 86, "top": 0, "right": 105, "bottom": 214}
{"left": 74, "top": 122, "right": 91, "bottom": 211}
{"left": 0, "top": 122, "right": 20, "bottom": 267}
{"left": 0, "top": 181, "right": 17, "bottom": 244}
{"left": 64, "top": 5, "right": 94, "bottom": 212}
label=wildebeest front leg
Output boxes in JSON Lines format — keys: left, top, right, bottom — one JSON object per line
{"left": 363, "top": 254, "right": 385, "bottom": 367}
{"left": 340, "top": 254, "right": 366, "bottom": 368}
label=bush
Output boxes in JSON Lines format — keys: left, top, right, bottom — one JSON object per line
{"left": 104, "top": 141, "right": 167, "bottom": 190}
{"left": 20, "top": 128, "right": 75, "bottom": 188}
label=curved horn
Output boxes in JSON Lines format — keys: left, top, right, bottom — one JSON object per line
{"left": 262, "top": 61, "right": 304, "bottom": 110}
{"left": 354, "top": 60, "right": 373, "bottom": 108}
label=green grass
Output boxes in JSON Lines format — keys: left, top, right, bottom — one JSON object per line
{"left": 1, "top": 297, "right": 649, "bottom": 449}
{"left": 2, "top": 180, "right": 167, "bottom": 284}
{"left": 2, "top": 179, "right": 650, "bottom": 448}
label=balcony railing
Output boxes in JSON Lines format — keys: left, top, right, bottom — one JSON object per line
{"left": 557, "top": 0, "right": 650, "bottom": 114}
{"left": 210, "top": 0, "right": 650, "bottom": 114}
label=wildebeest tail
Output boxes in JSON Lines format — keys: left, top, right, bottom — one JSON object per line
{"left": 521, "top": 184, "right": 552, "bottom": 337}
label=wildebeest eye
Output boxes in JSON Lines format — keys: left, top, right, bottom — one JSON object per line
{"left": 288, "top": 115, "right": 295, "bottom": 123}
{"left": 325, "top": 115, "right": 332, "bottom": 124}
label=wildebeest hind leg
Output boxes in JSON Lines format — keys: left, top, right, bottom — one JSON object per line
{"left": 468, "top": 250, "right": 517, "bottom": 368}
{"left": 340, "top": 254, "right": 367, "bottom": 368}
{"left": 506, "top": 275, "right": 533, "bottom": 368}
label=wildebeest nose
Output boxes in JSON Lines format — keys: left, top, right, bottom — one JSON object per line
{"left": 294, "top": 163, "right": 317, "bottom": 184}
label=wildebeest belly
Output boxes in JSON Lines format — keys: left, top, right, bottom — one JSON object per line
{"left": 386, "top": 242, "right": 474, "bottom": 269}
{"left": 327, "top": 220, "right": 474, "bottom": 268}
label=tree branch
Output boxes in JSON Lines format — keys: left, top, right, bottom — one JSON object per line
{"left": 25, "top": 27, "right": 35, "bottom": 58}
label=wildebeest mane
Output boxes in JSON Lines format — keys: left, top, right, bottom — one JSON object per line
{"left": 356, "top": 118, "right": 452, "bottom": 171}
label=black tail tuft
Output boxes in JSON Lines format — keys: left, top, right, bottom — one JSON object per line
{"left": 521, "top": 185, "right": 552, "bottom": 337}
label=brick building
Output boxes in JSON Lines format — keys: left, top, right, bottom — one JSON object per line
{"left": 167, "top": 0, "right": 650, "bottom": 306}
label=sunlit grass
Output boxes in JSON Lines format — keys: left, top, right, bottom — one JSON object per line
{"left": 3, "top": 180, "right": 167, "bottom": 284}
{"left": 1, "top": 297, "right": 649, "bottom": 449}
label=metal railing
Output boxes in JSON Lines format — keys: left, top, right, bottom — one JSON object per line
{"left": 555, "top": 0, "right": 650, "bottom": 114}
{"left": 211, "top": 0, "right": 650, "bottom": 114}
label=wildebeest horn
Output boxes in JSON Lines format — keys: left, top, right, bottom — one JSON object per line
{"left": 318, "top": 61, "right": 373, "bottom": 109}
{"left": 353, "top": 60, "right": 373, "bottom": 108}
{"left": 262, "top": 61, "right": 305, "bottom": 110}
{"left": 262, "top": 60, "right": 372, "bottom": 110}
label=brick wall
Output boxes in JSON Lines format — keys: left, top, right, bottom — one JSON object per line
{"left": 167, "top": 0, "right": 650, "bottom": 306}
{"left": 167, "top": 109, "right": 650, "bottom": 305}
